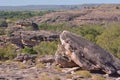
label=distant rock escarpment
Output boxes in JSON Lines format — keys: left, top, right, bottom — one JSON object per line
{"left": 20, "top": 4, "right": 120, "bottom": 26}
{"left": 55, "top": 31, "right": 120, "bottom": 75}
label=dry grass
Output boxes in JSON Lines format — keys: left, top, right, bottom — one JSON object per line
{"left": 75, "top": 70, "right": 92, "bottom": 78}
{"left": 38, "top": 73, "right": 51, "bottom": 80}
{"left": 38, "top": 73, "right": 61, "bottom": 80}
{"left": 35, "top": 62, "right": 46, "bottom": 68}
{"left": 54, "top": 66, "right": 62, "bottom": 72}
{"left": 39, "top": 76, "right": 52, "bottom": 80}
{"left": 66, "top": 74, "right": 73, "bottom": 79}
{"left": 52, "top": 76, "right": 61, "bottom": 80}
{"left": 4, "top": 60, "right": 13, "bottom": 64}
{"left": 92, "top": 75, "right": 106, "bottom": 80}
{"left": 18, "top": 62, "right": 28, "bottom": 69}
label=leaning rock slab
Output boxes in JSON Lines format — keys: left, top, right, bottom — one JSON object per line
{"left": 55, "top": 31, "right": 120, "bottom": 75}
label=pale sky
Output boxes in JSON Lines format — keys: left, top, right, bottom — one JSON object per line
{"left": 0, "top": 0, "right": 120, "bottom": 6}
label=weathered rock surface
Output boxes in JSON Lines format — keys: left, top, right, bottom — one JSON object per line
{"left": 14, "top": 54, "right": 36, "bottom": 62}
{"left": 22, "top": 4, "right": 120, "bottom": 26}
{"left": 55, "top": 31, "right": 120, "bottom": 75}
{"left": 9, "top": 30, "right": 60, "bottom": 48}
{"left": 16, "top": 20, "right": 39, "bottom": 30}
{"left": 0, "top": 57, "right": 119, "bottom": 80}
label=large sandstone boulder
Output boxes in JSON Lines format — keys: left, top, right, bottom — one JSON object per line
{"left": 55, "top": 31, "right": 120, "bottom": 75}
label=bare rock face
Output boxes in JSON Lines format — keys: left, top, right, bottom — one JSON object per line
{"left": 16, "top": 20, "right": 39, "bottom": 30}
{"left": 14, "top": 54, "right": 36, "bottom": 62}
{"left": 55, "top": 31, "right": 120, "bottom": 75}
{"left": 9, "top": 30, "right": 60, "bottom": 48}
{"left": 55, "top": 45, "right": 79, "bottom": 68}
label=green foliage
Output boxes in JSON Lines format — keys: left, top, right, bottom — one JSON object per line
{"left": 38, "top": 23, "right": 104, "bottom": 42}
{"left": 0, "top": 11, "right": 53, "bottom": 20}
{"left": 38, "top": 23, "right": 68, "bottom": 31}
{"left": 34, "top": 41, "right": 59, "bottom": 55}
{"left": 96, "top": 23, "right": 120, "bottom": 58}
{"left": 38, "top": 23, "right": 120, "bottom": 58}
{"left": 0, "top": 43, "right": 16, "bottom": 60}
{"left": 75, "top": 25, "right": 104, "bottom": 42}
{"left": 21, "top": 47, "right": 37, "bottom": 55}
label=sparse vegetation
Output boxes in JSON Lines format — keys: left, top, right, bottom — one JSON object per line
{"left": 38, "top": 23, "right": 120, "bottom": 58}
{"left": 75, "top": 70, "right": 92, "bottom": 78}
{"left": 0, "top": 4, "right": 120, "bottom": 80}
{"left": 92, "top": 75, "right": 105, "bottom": 80}
{"left": 96, "top": 23, "right": 120, "bottom": 58}
{"left": 18, "top": 62, "right": 28, "bottom": 69}
{"left": 66, "top": 74, "right": 73, "bottom": 79}
{"left": 54, "top": 66, "right": 62, "bottom": 71}
{"left": 0, "top": 42, "right": 16, "bottom": 60}
{"left": 53, "top": 76, "right": 61, "bottom": 80}
{"left": 39, "top": 73, "right": 52, "bottom": 80}
{"left": 35, "top": 62, "right": 46, "bottom": 68}
{"left": 0, "top": 11, "right": 53, "bottom": 20}
{"left": 34, "top": 41, "right": 59, "bottom": 55}
{"left": 21, "top": 47, "right": 37, "bottom": 55}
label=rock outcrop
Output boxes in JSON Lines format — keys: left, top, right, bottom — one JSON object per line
{"left": 16, "top": 20, "right": 39, "bottom": 30}
{"left": 9, "top": 30, "right": 60, "bottom": 48}
{"left": 14, "top": 54, "right": 36, "bottom": 62}
{"left": 55, "top": 31, "right": 120, "bottom": 75}
{"left": 21, "top": 4, "right": 120, "bottom": 26}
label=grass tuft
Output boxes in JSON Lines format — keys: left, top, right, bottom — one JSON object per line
{"left": 75, "top": 70, "right": 92, "bottom": 78}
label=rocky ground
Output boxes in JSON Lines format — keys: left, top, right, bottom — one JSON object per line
{"left": 0, "top": 30, "right": 120, "bottom": 80}
{"left": 0, "top": 56, "right": 119, "bottom": 80}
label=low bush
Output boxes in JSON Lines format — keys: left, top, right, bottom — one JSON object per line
{"left": 34, "top": 41, "right": 59, "bottom": 55}
{"left": 0, "top": 43, "right": 16, "bottom": 60}
{"left": 21, "top": 47, "right": 37, "bottom": 55}
{"left": 75, "top": 70, "right": 92, "bottom": 78}
{"left": 92, "top": 75, "right": 105, "bottom": 80}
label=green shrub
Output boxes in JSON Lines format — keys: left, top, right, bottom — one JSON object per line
{"left": 0, "top": 43, "right": 16, "bottom": 60}
{"left": 35, "top": 62, "right": 46, "bottom": 68}
{"left": 75, "top": 70, "right": 92, "bottom": 78}
{"left": 74, "top": 25, "right": 105, "bottom": 42}
{"left": 38, "top": 23, "right": 104, "bottom": 43}
{"left": 34, "top": 41, "right": 59, "bottom": 55}
{"left": 21, "top": 47, "right": 37, "bottom": 55}
{"left": 38, "top": 23, "right": 67, "bottom": 31}
{"left": 0, "top": 11, "right": 53, "bottom": 20}
{"left": 96, "top": 23, "right": 120, "bottom": 58}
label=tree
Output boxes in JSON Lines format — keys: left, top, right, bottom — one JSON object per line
{"left": 96, "top": 24, "right": 120, "bottom": 58}
{"left": 78, "top": 25, "right": 104, "bottom": 42}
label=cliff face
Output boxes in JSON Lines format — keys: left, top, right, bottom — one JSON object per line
{"left": 55, "top": 31, "right": 120, "bottom": 75}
